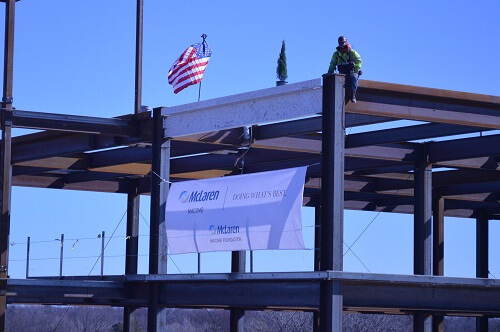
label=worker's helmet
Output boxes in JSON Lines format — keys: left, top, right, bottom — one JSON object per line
{"left": 338, "top": 36, "right": 347, "bottom": 46}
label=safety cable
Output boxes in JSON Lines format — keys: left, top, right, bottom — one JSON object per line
{"left": 52, "top": 172, "right": 152, "bottom": 331}
{"left": 344, "top": 173, "right": 413, "bottom": 258}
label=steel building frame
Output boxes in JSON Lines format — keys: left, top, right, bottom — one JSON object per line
{"left": 1, "top": 1, "right": 499, "bottom": 332}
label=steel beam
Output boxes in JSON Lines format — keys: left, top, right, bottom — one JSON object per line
{"left": 476, "top": 213, "right": 489, "bottom": 332}
{"left": 320, "top": 74, "right": 344, "bottom": 332}
{"left": 428, "top": 134, "right": 500, "bottom": 163}
{"left": 432, "top": 195, "right": 444, "bottom": 277}
{"left": 357, "top": 80, "right": 500, "bottom": 115}
{"left": 163, "top": 77, "right": 499, "bottom": 138}
{"left": 313, "top": 203, "right": 321, "bottom": 332}
{"left": 151, "top": 272, "right": 500, "bottom": 314}
{"left": 148, "top": 108, "right": 169, "bottom": 331}
{"left": 253, "top": 114, "right": 393, "bottom": 140}
{"left": 347, "top": 101, "right": 500, "bottom": 129}
{"left": 148, "top": 109, "right": 159, "bottom": 331}
{"left": 476, "top": 215, "right": 489, "bottom": 279}
{"left": 5, "top": 272, "right": 500, "bottom": 315}
{"left": 125, "top": 0, "right": 144, "bottom": 328}
{"left": 11, "top": 132, "right": 138, "bottom": 164}
{"left": 163, "top": 79, "right": 323, "bottom": 138}
{"left": 346, "top": 123, "right": 489, "bottom": 148}
{"left": 230, "top": 251, "right": 246, "bottom": 332}
{"left": 11, "top": 110, "right": 133, "bottom": 135}
{"left": 6, "top": 278, "right": 126, "bottom": 304}
{"left": 414, "top": 162, "right": 433, "bottom": 275}
{"left": 134, "top": 0, "right": 143, "bottom": 115}
{"left": 0, "top": 113, "right": 11, "bottom": 332}
{"left": 10, "top": 111, "right": 151, "bottom": 164}
{"left": 359, "top": 79, "right": 500, "bottom": 105}
{"left": 432, "top": 194, "right": 444, "bottom": 332}
{"left": 437, "top": 181, "right": 500, "bottom": 196}
{"left": 124, "top": 183, "right": 140, "bottom": 332}
{"left": 436, "top": 156, "right": 499, "bottom": 171}
{"left": 0, "top": 1, "right": 15, "bottom": 330}
{"left": 414, "top": 160, "right": 433, "bottom": 331}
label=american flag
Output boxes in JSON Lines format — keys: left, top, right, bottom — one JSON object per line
{"left": 168, "top": 41, "right": 212, "bottom": 94}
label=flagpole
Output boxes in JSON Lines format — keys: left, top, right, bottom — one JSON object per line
{"left": 198, "top": 33, "right": 207, "bottom": 102}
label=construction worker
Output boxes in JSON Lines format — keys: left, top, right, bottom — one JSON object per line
{"left": 328, "top": 36, "right": 362, "bottom": 103}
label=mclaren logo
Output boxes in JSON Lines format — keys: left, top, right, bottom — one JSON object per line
{"left": 209, "top": 224, "right": 240, "bottom": 235}
{"left": 178, "top": 190, "right": 220, "bottom": 203}
{"left": 178, "top": 191, "right": 190, "bottom": 203}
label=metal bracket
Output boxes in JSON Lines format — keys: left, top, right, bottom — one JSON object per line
{"left": 0, "top": 265, "right": 7, "bottom": 273}
{"left": 1, "top": 109, "right": 13, "bottom": 127}
{"left": 2, "top": 96, "right": 13, "bottom": 104}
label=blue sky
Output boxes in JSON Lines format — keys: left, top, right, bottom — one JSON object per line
{"left": 2, "top": 0, "right": 499, "bottom": 279}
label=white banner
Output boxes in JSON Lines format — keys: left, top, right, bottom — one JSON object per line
{"left": 165, "top": 167, "right": 307, "bottom": 254}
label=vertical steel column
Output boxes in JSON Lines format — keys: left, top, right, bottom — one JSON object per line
{"left": 59, "top": 234, "right": 64, "bottom": 278}
{"left": 26, "top": 236, "right": 30, "bottom": 279}
{"left": 100, "top": 231, "right": 105, "bottom": 277}
{"left": 432, "top": 194, "right": 444, "bottom": 332}
{"left": 127, "top": 0, "right": 143, "bottom": 329}
{"left": 0, "top": 1, "right": 15, "bottom": 330}
{"left": 124, "top": 186, "right": 140, "bottom": 332}
{"left": 125, "top": 188, "right": 140, "bottom": 274}
{"left": 148, "top": 108, "right": 169, "bottom": 332}
{"left": 313, "top": 202, "right": 321, "bottom": 332}
{"left": 476, "top": 213, "right": 489, "bottom": 332}
{"left": 319, "top": 74, "right": 345, "bottom": 332}
{"left": 230, "top": 251, "right": 246, "bottom": 332}
{"left": 134, "top": 0, "right": 143, "bottom": 115}
{"left": 157, "top": 136, "right": 169, "bottom": 331}
{"left": 432, "top": 194, "right": 444, "bottom": 276}
{"left": 413, "top": 161, "right": 432, "bottom": 332}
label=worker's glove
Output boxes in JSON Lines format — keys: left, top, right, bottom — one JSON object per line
{"left": 349, "top": 62, "right": 354, "bottom": 70}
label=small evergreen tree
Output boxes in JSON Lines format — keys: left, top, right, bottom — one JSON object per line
{"left": 276, "top": 40, "right": 288, "bottom": 82}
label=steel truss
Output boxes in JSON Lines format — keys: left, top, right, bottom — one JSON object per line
{"left": 0, "top": 1, "right": 499, "bottom": 331}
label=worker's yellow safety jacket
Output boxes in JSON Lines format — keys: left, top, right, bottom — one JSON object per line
{"left": 328, "top": 48, "right": 362, "bottom": 74}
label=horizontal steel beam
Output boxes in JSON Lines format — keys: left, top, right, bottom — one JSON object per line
{"left": 428, "top": 134, "right": 500, "bottom": 163}
{"left": 358, "top": 79, "right": 500, "bottom": 106}
{"left": 11, "top": 110, "right": 133, "bottom": 136}
{"left": 7, "top": 272, "right": 500, "bottom": 315}
{"left": 347, "top": 101, "right": 500, "bottom": 129}
{"left": 163, "top": 79, "right": 323, "bottom": 137}
{"left": 11, "top": 132, "right": 142, "bottom": 163}
{"left": 164, "top": 79, "right": 499, "bottom": 139}
{"left": 9, "top": 112, "right": 152, "bottom": 163}
{"left": 6, "top": 278, "right": 126, "bottom": 305}
{"left": 253, "top": 114, "right": 393, "bottom": 140}
{"left": 12, "top": 174, "right": 129, "bottom": 193}
{"left": 346, "top": 123, "right": 489, "bottom": 148}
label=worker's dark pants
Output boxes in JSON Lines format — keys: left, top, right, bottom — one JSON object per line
{"left": 346, "top": 72, "right": 359, "bottom": 94}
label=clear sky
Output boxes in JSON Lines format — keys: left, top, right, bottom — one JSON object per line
{"left": 2, "top": 0, "right": 499, "bottom": 279}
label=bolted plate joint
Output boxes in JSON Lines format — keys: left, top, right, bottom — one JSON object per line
{"left": 2, "top": 96, "right": 13, "bottom": 104}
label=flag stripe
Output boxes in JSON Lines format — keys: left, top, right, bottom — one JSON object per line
{"left": 168, "top": 59, "right": 209, "bottom": 87}
{"left": 168, "top": 57, "right": 209, "bottom": 85}
{"left": 168, "top": 47, "right": 197, "bottom": 80}
{"left": 170, "top": 64, "right": 208, "bottom": 94}
{"left": 168, "top": 41, "right": 212, "bottom": 94}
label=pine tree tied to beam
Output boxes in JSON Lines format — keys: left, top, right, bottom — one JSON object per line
{"left": 276, "top": 40, "right": 288, "bottom": 86}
